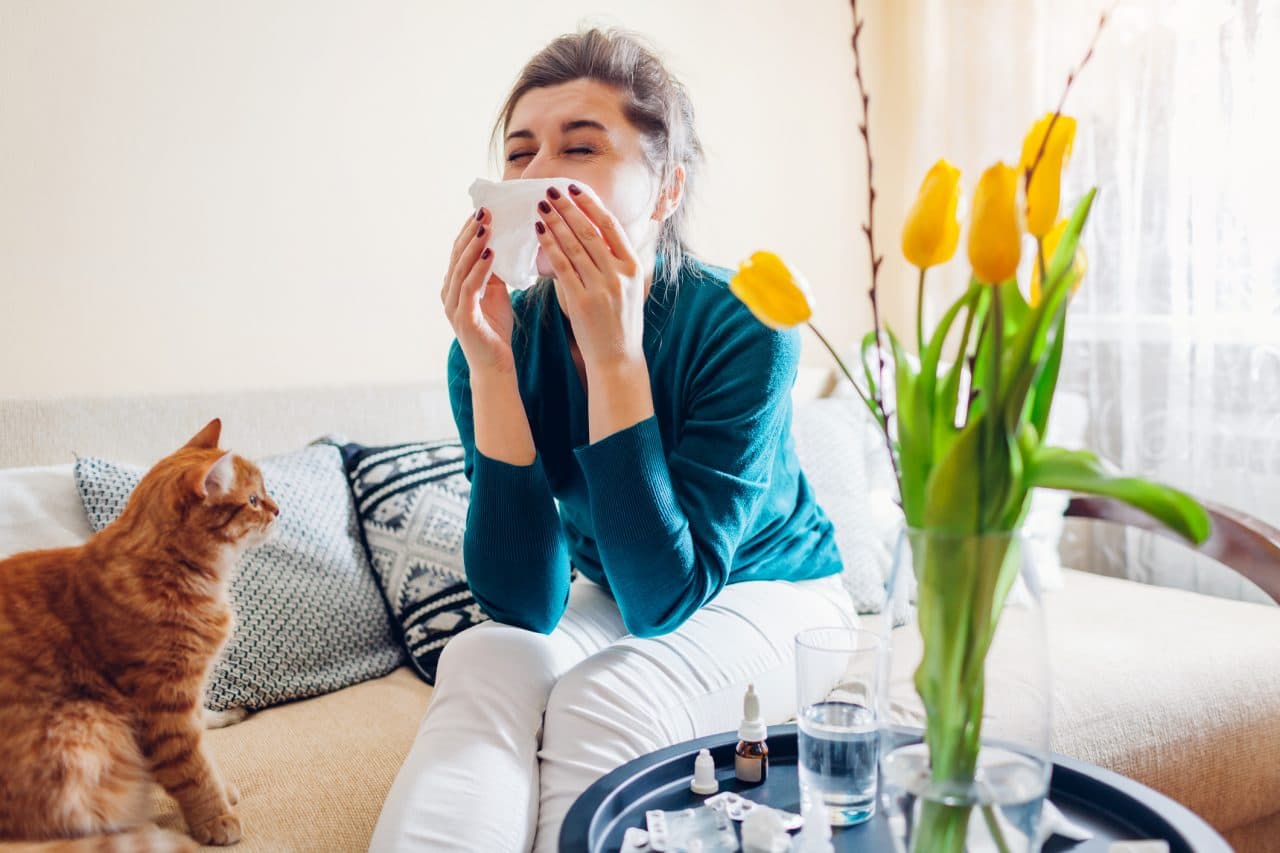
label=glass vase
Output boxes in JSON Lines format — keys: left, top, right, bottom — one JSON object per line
{"left": 877, "top": 527, "right": 1051, "bottom": 853}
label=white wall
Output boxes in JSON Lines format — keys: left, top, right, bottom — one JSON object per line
{"left": 0, "top": 0, "right": 894, "bottom": 398}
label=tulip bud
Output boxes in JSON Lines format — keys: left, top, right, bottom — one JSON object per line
{"left": 902, "top": 160, "right": 962, "bottom": 269}
{"left": 967, "top": 163, "right": 1022, "bottom": 285}
{"left": 1020, "top": 113, "right": 1077, "bottom": 238}
{"left": 729, "top": 251, "right": 814, "bottom": 330}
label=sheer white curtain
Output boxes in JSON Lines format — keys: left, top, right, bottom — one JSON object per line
{"left": 890, "top": 0, "right": 1280, "bottom": 603}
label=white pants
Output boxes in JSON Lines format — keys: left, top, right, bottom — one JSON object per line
{"left": 368, "top": 574, "right": 855, "bottom": 853}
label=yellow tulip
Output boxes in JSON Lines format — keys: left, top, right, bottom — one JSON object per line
{"left": 1030, "top": 218, "right": 1088, "bottom": 306}
{"left": 967, "top": 163, "right": 1022, "bottom": 284}
{"left": 902, "top": 159, "right": 962, "bottom": 269}
{"left": 729, "top": 250, "right": 814, "bottom": 330}
{"left": 1020, "top": 112, "right": 1077, "bottom": 238}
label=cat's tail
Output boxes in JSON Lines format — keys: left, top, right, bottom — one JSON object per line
{"left": 0, "top": 826, "right": 198, "bottom": 853}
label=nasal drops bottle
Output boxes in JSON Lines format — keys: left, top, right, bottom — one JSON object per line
{"left": 734, "top": 683, "right": 768, "bottom": 784}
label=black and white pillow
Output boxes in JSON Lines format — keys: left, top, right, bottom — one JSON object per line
{"left": 336, "top": 440, "right": 489, "bottom": 684}
{"left": 75, "top": 445, "right": 405, "bottom": 711}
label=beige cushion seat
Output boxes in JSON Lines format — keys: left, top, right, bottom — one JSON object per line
{"left": 151, "top": 668, "right": 433, "bottom": 852}
{"left": 153, "top": 568, "right": 1280, "bottom": 852}
{"left": 1047, "top": 569, "right": 1280, "bottom": 851}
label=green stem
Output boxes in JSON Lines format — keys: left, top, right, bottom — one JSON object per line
{"left": 943, "top": 291, "right": 980, "bottom": 431}
{"left": 982, "top": 805, "right": 1014, "bottom": 853}
{"left": 910, "top": 532, "right": 1018, "bottom": 853}
{"left": 806, "top": 322, "right": 903, "bottom": 498}
{"left": 954, "top": 294, "right": 978, "bottom": 369}
{"left": 916, "top": 267, "right": 927, "bottom": 353}
{"left": 1036, "top": 238, "right": 1048, "bottom": 297}
{"left": 989, "top": 292, "right": 1003, "bottom": 433}
{"left": 807, "top": 321, "right": 873, "bottom": 412}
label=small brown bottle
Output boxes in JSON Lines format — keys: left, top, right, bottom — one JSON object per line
{"left": 734, "top": 683, "right": 768, "bottom": 785}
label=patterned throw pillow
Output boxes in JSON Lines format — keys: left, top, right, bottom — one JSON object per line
{"left": 75, "top": 445, "right": 404, "bottom": 711}
{"left": 335, "top": 440, "right": 489, "bottom": 684}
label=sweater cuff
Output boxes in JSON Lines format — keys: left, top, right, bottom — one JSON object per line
{"left": 574, "top": 417, "right": 682, "bottom": 536}
{"left": 471, "top": 451, "right": 558, "bottom": 535}
{"left": 473, "top": 449, "right": 547, "bottom": 488}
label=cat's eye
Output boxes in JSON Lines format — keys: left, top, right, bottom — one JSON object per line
{"left": 249, "top": 495, "right": 259, "bottom": 507}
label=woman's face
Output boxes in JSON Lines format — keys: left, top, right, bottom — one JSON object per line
{"left": 503, "top": 79, "right": 668, "bottom": 276}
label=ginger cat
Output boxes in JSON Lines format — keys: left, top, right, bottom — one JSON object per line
{"left": 0, "top": 419, "right": 279, "bottom": 851}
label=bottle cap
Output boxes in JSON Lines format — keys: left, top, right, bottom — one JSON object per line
{"left": 690, "top": 747, "right": 719, "bottom": 795}
{"left": 738, "top": 683, "right": 767, "bottom": 742}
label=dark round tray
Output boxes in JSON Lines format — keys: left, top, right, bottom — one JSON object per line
{"left": 560, "top": 725, "right": 1230, "bottom": 852}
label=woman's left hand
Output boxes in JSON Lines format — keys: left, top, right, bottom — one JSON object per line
{"left": 535, "top": 185, "right": 646, "bottom": 375}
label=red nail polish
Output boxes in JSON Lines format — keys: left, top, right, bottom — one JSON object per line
{"left": 568, "top": 184, "right": 581, "bottom": 196}
{"left": 547, "top": 186, "right": 561, "bottom": 200}
{"left": 475, "top": 208, "right": 484, "bottom": 221}
{"left": 538, "top": 200, "right": 552, "bottom": 214}
{"left": 481, "top": 247, "right": 492, "bottom": 260}
{"left": 535, "top": 221, "right": 546, "bottom": 235}
{"left": 477, "top": 225, "right": 486, "bottom": 238}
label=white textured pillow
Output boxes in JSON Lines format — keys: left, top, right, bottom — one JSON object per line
{"left": 0, "top": 463, "right": 93, "bottom": 557}
{"left": 791, "top": 398, "right": 898, "bottom": 612}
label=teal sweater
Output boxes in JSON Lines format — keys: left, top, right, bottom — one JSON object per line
{"left": 447, "top": 258, "right": 842, "bottom": 638}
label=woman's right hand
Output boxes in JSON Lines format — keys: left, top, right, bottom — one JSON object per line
{"left": 442, "top": 208, "right": 514, "bottom": 375}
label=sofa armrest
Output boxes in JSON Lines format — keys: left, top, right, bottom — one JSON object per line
{"left": 1065, "top": 496, "right": 1280, "bottom": 604}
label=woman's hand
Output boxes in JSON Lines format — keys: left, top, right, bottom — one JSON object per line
{"left": 442, "top": 208, "right": 514, "bottom": 375}
{"left": 535, "top": 185, "right": 646, "bottom": 375}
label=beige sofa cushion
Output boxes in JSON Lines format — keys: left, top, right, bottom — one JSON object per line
{"left": 153, "top": 668, "right": 432, "bottom": 852}
{"left": 1048, "top": 569, "right": 1280, "bottom": 834}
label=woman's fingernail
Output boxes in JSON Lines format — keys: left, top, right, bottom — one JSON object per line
{"left": 481, "top": 247, "right": 492, "bottom": 260}
{"left": 538, "top": 200, "right": 552, "bottom": 214}
{"left": 568, "top": 184, "right": 581, "bottom": 196}
{"left": 477, "top": 225, "right": 486, "bottom": 238}
{"left": 547, "top": 186, "right": 561, "bottom": 200}
{"left": 475, "top": 208, "right": 484, "bottom": 221}
{"left": 535, "top": 221, "right": 546, "bottom": 235}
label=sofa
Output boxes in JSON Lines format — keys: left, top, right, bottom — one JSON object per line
{"left": 1, "top": 377, "right": 1277, "bottom": 852}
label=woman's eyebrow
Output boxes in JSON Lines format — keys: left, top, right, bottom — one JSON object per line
{"left": 505, "top": 119, "right": 609, "bottom": 143}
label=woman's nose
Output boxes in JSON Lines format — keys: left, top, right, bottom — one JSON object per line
{"left": 519, "top": 153, "right": 557, "bottom": 181}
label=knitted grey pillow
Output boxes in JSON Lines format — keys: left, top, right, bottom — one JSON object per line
{"left": 74, "top": 444, "right": 404, "bottom": 711}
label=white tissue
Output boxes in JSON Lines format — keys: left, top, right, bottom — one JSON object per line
{"left": 468, "top": 177, "right": 601, "bottom": 291}
{"left": 741, "top": 806, "right": 790, "bottom": 853}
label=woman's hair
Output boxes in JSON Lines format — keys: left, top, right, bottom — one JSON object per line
{"left": 492, "top": 27, "right": 704, "bottom": 288}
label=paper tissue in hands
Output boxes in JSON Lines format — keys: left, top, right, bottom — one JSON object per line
{"left": 468, "top": 177, "right": 599, "bottom": 291}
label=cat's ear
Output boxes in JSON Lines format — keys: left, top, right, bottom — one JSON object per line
{"left": 184, "top": 418, "right": 222, "bottom": 450}
{"left": 194, "top": 452, "right": 237, "bottom": 500}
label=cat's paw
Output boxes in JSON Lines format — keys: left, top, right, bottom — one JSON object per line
{"left": 189, "top": 811, "right": 241, "bottom": 846}
{"left": 226, "top": 782, "right": 241, "bottom": 805}
{"left": 203, "top": 707, "right": 249, "bottom": 729}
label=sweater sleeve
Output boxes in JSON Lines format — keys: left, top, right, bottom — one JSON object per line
{"left": 447, "top": 341, "right": 572, "bottom": 634}
{"left": 573, "top": 319, "right": 799, "bottom": 638}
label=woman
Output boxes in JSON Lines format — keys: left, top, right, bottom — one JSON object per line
{"left": 371, "top": 28, "right": 854, "bottom": 852}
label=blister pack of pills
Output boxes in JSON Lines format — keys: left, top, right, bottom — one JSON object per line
{"left": 703, "top": 793, "right": 802, "bottom": 831}
{"left": 644, "top": 804, "right": 739, "bottom": 852}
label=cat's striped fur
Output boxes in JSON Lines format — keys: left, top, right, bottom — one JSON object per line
{"left": 0, "top": 420, "right": 278, "bottom": 850}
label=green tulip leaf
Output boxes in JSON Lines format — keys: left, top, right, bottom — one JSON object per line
{"left": 1028, "top": 446, "right": 1212, "bottom": 543}
{"left": 1045, "top": 189, "right": 1097, "bottom": 286}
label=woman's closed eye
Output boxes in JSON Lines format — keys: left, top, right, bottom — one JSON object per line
{"left": 506, "top": 146, "right": 597, "bottom": 163}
